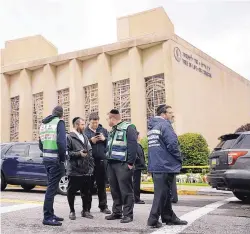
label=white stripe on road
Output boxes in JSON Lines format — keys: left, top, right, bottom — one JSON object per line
{"left": 0, "top": 203, "right": 42, "bottom": 214}
{"left": 152, "top": 197, "right": 238, "bottom": 234}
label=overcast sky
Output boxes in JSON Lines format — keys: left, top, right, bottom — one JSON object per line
{"left": 1, "top": 0, "right": 250, "bottom": 80}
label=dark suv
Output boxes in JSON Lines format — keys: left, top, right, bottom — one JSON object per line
{"left": 207, "top": 131, "right": 250, "bottom": 202}
{"left": 1, "top": 142, "right": 68, "bottom": 195}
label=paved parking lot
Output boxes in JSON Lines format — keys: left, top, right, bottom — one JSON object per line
{"left": 1, "top": 186, "right": 250, "bottom": 234}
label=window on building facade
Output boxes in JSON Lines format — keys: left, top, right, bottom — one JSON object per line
{"left": 145, "top": 73, "right": 166, "bottom": 119}
{"left": 57, "top": 88, "right": 70, "bottom": 132}
{"left": 83, "top": 84, "right": 98, "bottom": 123}
{"left": 113, "top": 79, "right": 131, "bottom": 122}
{"left": 10, "top": 96, "right": 20, "bottom": 142}
{"left": 32, "top": 92, "right": 43, "bottom": 141}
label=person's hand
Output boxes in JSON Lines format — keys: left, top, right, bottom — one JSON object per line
{"left": 128, "top": 164, "right": 133, "bottom": 170}
{"left": 97, "top": 133, "right": 105, "bottom": 141}
{"left": 80, "top": 151, "right": 87, "bottom": 157}
{"left": 91, "top": 136, "right": 98, "bottom": 144}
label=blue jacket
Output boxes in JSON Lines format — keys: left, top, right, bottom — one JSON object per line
{"left": 147, "top": 117, "right": 182, "bottom": 173}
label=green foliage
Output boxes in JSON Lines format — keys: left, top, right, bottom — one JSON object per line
{"left": 140, "top": 137, "right": 148, "bottom": 166}
{"left": 178, "top": 133, "right": 210, "bottom": 166}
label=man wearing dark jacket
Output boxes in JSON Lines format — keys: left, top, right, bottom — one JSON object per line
{"left": 147, "top": 104, "right": 187, "bottom": 228}
{"left": 133, "top": 132, "right": 146, "bottom": 204}
{"left": 39, "top": 106, "right": 66, "bottom": 226}
{"left": 105, "top": 109, "right": 138, "bottom": 223}
{"left": 84, "top": 113, "right": 111, "bottom": 214}
{"left": 66, "top": 117, "right": 94, "bottom": 220}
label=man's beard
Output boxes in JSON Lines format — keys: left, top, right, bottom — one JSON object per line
{"left": 77, "top": 128, "right": 83, "bottom": 134}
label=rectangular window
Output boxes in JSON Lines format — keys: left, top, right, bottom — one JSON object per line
{"left": 83, "top": 84, "right": 98, "bottom": 123}
{"left": 29, "top": 144, "right": 42, "bottom": 158}
{"left": 10, "top": 96, "right": 20, "bottom": 142}
{"left": 57, "top": 88, "right": 70, "bottom": 132}
{"left": 145, "top": 73, "right": 166, "bottom": 119}
{"left": 32, "top": 92, "right": 43, "bottom": 141}
{"left": 113, "top": 79, "right": 131, "bottom": 122}
{"left": 6, "top": 144, "right": 28, "bottom": 157}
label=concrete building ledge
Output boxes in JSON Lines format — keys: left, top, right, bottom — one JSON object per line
{"left": 1, "top": 33, "right": 170, "bottom": 75}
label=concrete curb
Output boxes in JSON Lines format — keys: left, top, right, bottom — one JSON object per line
{"left": 7, "top": 185, "right": 232, "bottom": 196}
{"left": 140, "top": 187, "right": 232, "bottom": 196}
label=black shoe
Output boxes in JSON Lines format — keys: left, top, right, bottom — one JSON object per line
{"left": 100, "top": 208, "right": 111, "bottom": 214}
{"left": 135, "top": 200, "right": 145, "bottom": 204}
{"left": 69, "top": 212, "right": 76, "bottom": 220}
{"left": 43, "top": 218, "right": 62, "bottom": 226}
{"left": 81, "top": 211, "right": 94, "bottom": 219}
{"left": 53, "top": 215, "right": 64, "bottom": 222}
{"left": 120, "top": 216, "right": 133, "bottom": 223}
{"left": 166, "top": 217, "right": 188, "bottom": 225}
{"left": 105, "top": 213, "right": 122, "bottom": 220}
{"left": 147, "top": 221, "right": 162, "bottom": 228}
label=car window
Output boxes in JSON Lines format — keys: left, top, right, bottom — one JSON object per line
{"left": 6, "top": 144, "right": 28, "bottom": 157}
{"left": 234, "top": 135, "right": 250, "bottom": 149}
{"left": 29, "top": 144, "right": 42, "bottom": 158}
{"left": 214, "top": 134, "right": 239, "bottom": 150}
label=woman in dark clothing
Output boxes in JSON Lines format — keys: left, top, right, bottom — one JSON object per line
{"left": 133, "top": 132, "right": 147, "bottom": 204}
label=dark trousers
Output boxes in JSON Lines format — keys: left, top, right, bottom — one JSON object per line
{"left": 67, "top": 175, "right": 92, "bottom": 212}
{"left": 133, "top": 170, "right": 142, "bottom": 202}
{"left": 43, "top": 160, "right": 62, "bottom": 221}
{"left": 171, "top": 175, "right": 178, "bottom": 202}
{"left": 107, "top": 162, "right": 134, "bottom": 218}
{"left": 148, "top": 173, "right": 177, "bottom": 225}
{"left": 93, "top": 160, "right": 108, "bottom": 210}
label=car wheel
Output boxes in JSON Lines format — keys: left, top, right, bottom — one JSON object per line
{"left": 57, "top": 175, "right": 68, "bottom": 195}
{"left": 1, "top": 173, "right": 7, "bottom": 191}
{"left": 21, "top": 185, "right": 35, "bottom": 191}
{"left": 233, "top": 191, "right": 250, "bottom": 203}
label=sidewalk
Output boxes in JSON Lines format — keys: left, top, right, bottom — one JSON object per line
{"left": 140, "top": 183, "right": 232, "bottom": 196}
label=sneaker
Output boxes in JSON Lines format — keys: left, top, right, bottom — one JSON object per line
{"left": 120, "top": 216, "right": 133, "bottom": 223}
{"left": 53, "top": 215, "right": 64, "bottom": 221}
{"left": 81, "top": 211, "right": 94, "bottom": 219}
{"left": 69, "top": 212, "right": 76, "bottom": 220}
{"left": 165, "top": 217, "right": 188, "bottom": 225}
{"left": 43, "top": 218, "right": 62, "bottom": 226}
{"left": 105, "top": 213, "right": 122, "bottom": 220}
{"left": 100, "top": 208, "right": 111, "bottom": 214}
{"left": 147, "top": 221, "right": 162, "bottom": 228}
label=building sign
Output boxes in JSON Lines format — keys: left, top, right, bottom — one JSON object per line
{"left": 174, "top": 47, "right": 212, "bottom": 78}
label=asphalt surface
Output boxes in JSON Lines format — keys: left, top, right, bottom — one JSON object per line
{"left": 1, "top": 186, "right": 250, "bottom": 234}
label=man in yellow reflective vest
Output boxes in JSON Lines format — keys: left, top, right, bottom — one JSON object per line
{"left": 105, "top": 109, "right": 138, "bottom": 223}
{"left": 39, "top": 106, "right": 67, "bottom": 226}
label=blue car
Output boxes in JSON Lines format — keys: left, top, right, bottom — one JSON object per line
{"left": 1, "top": 142, "right": 68, "bottom": 195}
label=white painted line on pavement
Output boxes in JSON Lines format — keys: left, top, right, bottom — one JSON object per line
{"left": 0, "top": 203, "right": 42, "bottom": 214}
{"left": 152, "top": 197, "right": 238, "bottom": 234}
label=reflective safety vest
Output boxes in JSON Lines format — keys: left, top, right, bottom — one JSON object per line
{"left": 39, "top": 117, "right": 60, "bottom": 158}
{"left": 107, "top": 121, "right": 135, "bottom": 162}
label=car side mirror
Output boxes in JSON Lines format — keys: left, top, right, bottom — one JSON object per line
{"left": 40, "top": 153, "right": 43, "bottom": 157}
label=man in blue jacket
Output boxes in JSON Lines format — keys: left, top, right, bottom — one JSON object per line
{"left": 147, "top": 104, "right": 187, "bottom": 228}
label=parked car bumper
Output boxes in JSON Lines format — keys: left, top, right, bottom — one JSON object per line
{"left": 208, "top": 170, "right": 250, "bottom": 191}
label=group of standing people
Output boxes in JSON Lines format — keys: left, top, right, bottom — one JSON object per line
{"left": 39, "top": 104, "right": 187, "bottom": 228}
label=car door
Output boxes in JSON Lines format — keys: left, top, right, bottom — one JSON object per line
{"left": 26, "top": 143, "right": 47, "bottom": 185}
{"left": 1, "top": 144, "right": 29, "bottom": 182}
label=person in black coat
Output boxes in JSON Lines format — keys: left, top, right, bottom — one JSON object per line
{"left": 66, "top": 117, "right": 94, "bottom": 220}
{"left": 133, "top": 132, "right": 147, "bottom": 204}
{"left": 84, "top": 112, "right": 111, "bottom": 214}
